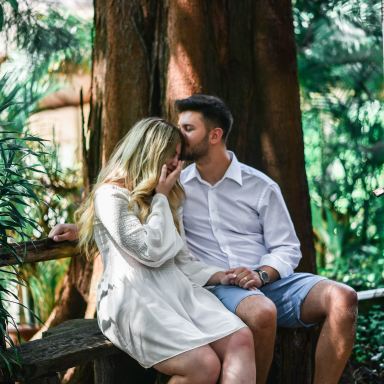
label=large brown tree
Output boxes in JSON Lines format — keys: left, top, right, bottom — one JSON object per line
{"left": 48, "top": 1, "right": 316, "bottom": 382}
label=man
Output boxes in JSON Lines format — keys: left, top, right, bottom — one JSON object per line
{"left": 50, "top": 95, "right": 357, "bottom": 384}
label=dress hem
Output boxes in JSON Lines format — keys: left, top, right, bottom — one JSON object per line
{"left": 142, "top": 323, "right": 247, "bottom": 369}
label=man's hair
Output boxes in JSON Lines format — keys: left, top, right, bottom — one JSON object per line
{"left": 175, "top": 94, "right": 233, "bottom": 142}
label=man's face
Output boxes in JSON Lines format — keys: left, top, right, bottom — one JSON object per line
{"left": 178, "top": 111, "right": 210, "bottom": 161}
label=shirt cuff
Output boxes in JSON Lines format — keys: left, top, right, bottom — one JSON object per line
{"left": 258, "top": 254, "right": 294, "bottom": 279}
{"left": 196, "top": 265, "right": 223, "bottom": 286}
{"left": 153, "top": 193, "right": 168, "bottom": 202}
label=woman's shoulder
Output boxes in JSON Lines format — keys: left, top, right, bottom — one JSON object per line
{"left": 96, "top": 183, "right": 130, "bottom": 193}
{"left": 94, "top": 184, "right": 131, "bottom": 203}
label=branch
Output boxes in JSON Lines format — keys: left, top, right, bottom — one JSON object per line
{"left": 35, "top": 88, "right": 91, "bottom": 112}
{"left": 357, "top": 288, "right": 384, "bottom": 300}
{"left": 0, "top": 238, "right": 79, "bottom": 266}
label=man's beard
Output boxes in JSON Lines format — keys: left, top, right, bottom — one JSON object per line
{"left": 183, "top": 134, "right": 209, "bottom": 162}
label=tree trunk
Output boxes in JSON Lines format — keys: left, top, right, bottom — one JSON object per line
{"left": 50, "top": 1, "right": 316, "bottom": 383}
{"left": 164, "top": 0, "right": 315, "bottom": 272}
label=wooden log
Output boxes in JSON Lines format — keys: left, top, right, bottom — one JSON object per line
{"left": 93, "top": 353, "right": 157, "bottom": 384}
{"left": 0, "top": 238, "right": 79, "bottom": 266}
{"left": 267, "top": 327, "right": 319, "bottom": 384}
{"left": 27, "top": 374, "right": 61, "bottom": 384}
{"left": 7, "top": 317, "right": 322, "bottom": 384}
{"left": 41, "top": 318, "right": 96, "bottom": 338}
{"left": 14, "top": 319, "right": 118, "bottom": 380}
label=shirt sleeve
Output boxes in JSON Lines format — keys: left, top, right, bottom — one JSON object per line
{"left": 94, "top": 186, "right": 184, "bottom": 268}
{"left": 257, "top": 184, "right": 302, "bottom": 278}
{"left": 174, "top": 207, "right": 222, "bottom": 286}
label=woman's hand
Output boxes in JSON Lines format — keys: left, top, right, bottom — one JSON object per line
{"left": 155, "top": 160, "right": 183, "bottom": 197}
{"left": 48, "top": 223, "right": 79, "bottom": 242}
{"left": 219, "top": 271, "right": 237, "bottom": 285}
{"left": 207, "top": 269, "right": 261, "bottom": 290}
{"left": 206, "top": 271, "right": 236, "bottom": 286}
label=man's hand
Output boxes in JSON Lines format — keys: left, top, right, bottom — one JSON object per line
{"left": 227, "top": 267, "right": 262, "bottom": 290}
{"left": 207, "top": 269, "right": 261, "bottom": 290}
{"left": 227, "top": 265, "right": 281, "bottom": 290}
{"left": 155, "top": 161, "right": 184, "bottom": 197}
{"left": 48, "top": 223, "right": 79, "bottom": 242}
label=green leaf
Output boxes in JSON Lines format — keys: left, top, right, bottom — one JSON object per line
{"left": 6, "top": 0, "right": 18, "bottom": 12}
{"left": 0, "top": 351, "right": 13, "bottom": 376}
{"left": 0, "top": 5, "right": 4, "bottom": 32}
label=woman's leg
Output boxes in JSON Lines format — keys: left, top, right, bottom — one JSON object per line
{"left": 153, "top": 345, "right": 221, "bottom": 384}
{"left": 210, "top": 327, "right": 256, "bottom": 384}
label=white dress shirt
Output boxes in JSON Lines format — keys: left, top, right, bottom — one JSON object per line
{"left": 180, "top": 152, "right": 302, "bottom": 278}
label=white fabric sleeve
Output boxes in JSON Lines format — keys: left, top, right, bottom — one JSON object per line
{"left": 94, "top": 186, "right": 184, "bottom": 268}
{"left": 257, "top": 184, "right": 302, "bottom": 278}
{"left": 174, "top": 207, "right": 222, "bottom": 286}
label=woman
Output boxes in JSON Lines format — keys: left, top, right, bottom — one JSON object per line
{"left": 76, "top": 117, "right": 256, "bottom": 383}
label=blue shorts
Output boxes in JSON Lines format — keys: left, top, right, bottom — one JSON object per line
{"left": 208, "top": 273, "right": 327, "bottom": 328}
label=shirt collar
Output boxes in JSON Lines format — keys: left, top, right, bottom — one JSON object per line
{"left": 182, "top": 151, "right": 243, "bottom": 186}
{"left": 224, "top": 151, "right": 243, "bottom": 186}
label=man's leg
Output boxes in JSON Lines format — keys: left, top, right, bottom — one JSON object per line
{"left": 236, "top": 296, "right": 277, "bottom": 384}
{"left": 300, "top": 280, "right": 358, "bottom": 384}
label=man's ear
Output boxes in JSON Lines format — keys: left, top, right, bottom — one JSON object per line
{"left": 209, "top": 128, "right": 224, "bottom": 144}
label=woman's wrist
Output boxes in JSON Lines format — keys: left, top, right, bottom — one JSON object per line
{"left": 154, "top": 191, "right": 168, "bottom": 199}
{"left": 207, "top": 271, "right": 236, "bottom": 286}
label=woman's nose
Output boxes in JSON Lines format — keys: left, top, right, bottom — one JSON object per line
{"left": 171, "top": 156, "right": 179, "bottom": 166}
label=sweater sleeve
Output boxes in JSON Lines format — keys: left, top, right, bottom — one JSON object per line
{"left": 94, "top": 185, "right": 184, "bottom": 268}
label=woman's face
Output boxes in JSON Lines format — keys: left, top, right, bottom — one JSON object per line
{"left": 165, "top": 143, "right": 181, "bottom": 176}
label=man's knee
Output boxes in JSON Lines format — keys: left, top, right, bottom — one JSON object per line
{"left": 328, "top": 283, "right": 358, "bottom": 322}
{"left": 236, "top": 295, "right": 277, "bottom": 331}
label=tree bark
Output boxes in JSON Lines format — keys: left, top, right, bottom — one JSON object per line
{"left": 163, "top": 0, "right": 315, "bottom": 271}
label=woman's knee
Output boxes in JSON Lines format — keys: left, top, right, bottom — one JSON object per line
{"left": 154, "top": 346, "right": 220, "bottom": 383}
{"left": 193, "top": 348, "right": 221, "bottom": 383}
{"left": 232, "top": 327, "right": 254, "bottom": 351}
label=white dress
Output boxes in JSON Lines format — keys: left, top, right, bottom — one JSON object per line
{"left": 93, "top": 184, "right": 246, "bottom": 368}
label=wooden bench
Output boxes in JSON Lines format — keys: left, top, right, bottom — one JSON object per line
{"left": 9, "top": 318, "right": 317, "bottom": 383}
{"left": 1, "top": 239, "right": 318, "bottom": 383}
{"left": 10, "top": 318, "right": 158, "bottom": 383}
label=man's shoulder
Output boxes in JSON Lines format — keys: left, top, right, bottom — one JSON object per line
{"left": 238, "top": 161, "right": 276, "bottom": 187}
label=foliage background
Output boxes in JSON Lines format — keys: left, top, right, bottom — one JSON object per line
{"left": 0, "top": 0, "right": 89, "bottom": 327}
{"left": 0, "top": 0, "right": 382, "bottom": 380}
{"left": 294, "top": 0, "right": 384, "bottom": 378}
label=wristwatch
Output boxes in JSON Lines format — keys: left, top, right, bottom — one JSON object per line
{"left": 254, "top": 269, "right": 270, "bottom": 287}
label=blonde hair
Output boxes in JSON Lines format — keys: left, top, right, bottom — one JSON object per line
{"left": 76, "top": 117, "right": 185, "bottom": 259}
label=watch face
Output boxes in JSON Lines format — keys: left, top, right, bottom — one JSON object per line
{"left": 257, "top": 269, "right": 269, "bottom": 284}
{"left": 259, "top": 270, "right": 270, "bottom": 283}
